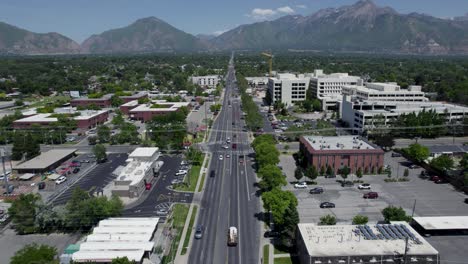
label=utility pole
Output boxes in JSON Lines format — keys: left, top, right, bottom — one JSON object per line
{"left": 1, "top": 148, "right": 9, "bottom": 194}
{"left": 403, "top": 237, "right": 409, "bottom": 264}
{"left": 411, "top": 199, "right": 417, "bottom": 218}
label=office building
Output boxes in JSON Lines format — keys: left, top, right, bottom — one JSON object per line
{"left": 308, "top": 70, "right": 362, "bottom": 110}
{"left": 128, "top": 101, "right": 190, "bottom": 122}
{"left": 191, "top": 75, "right": 220, "bottom": 88}
{"left": 341, "top": 97, "right": 468, "bottom": 133}
{"left": 299, "top": 135, "right": 384, "bottom": 174}
{"left": 296, "top": 222, "right": 439, "bottom": 264}
{"left": 342, "top": 83, "right": 427, "bottom": 102}
{"left": 13, "top": 110, "right": 109, "bottom": 130}
{"left": 267, "top": 73, "right": 310, "bottom": 106}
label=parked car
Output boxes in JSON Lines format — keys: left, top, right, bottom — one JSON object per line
{"left": 81, "top": 159, "right": 91, "bottom": 163}
{"left": 409, "top": 164, "right": 419, "bottom": 169}
{"left": 194, "top": 225, "right": 203, "bottom": 239}
{"left": 294, "top": 182, "right": 307, "bottom": 189}
{"left": 320, "top": 202, "right": 335, "bottom": 208}
{"left": 358, "top": 183, "right": 371, "bottom": 190}
{"left": 55, "top": 176, "right": 67, "bottom": 185}
{"left": 430, "top": 175, "right": 441, "bottom": 182}
{"left": 171, "top": 179, "right": 182, "bottom": 185}
{"left": 181, "top": 160, "right": 188, "bottom": 166}
{"left": 391, "top": 152, "right": 402, "bottom": 157}
{"left": 156, "top": 208, "right": 169, "bottom": 216}
{"left": 0, "top": 213, "right": 9, "bottom": 223}
{"left": 342, "top": 181, "right": 354, "bottom": 187}
{"left": 309, "top": 187, "right": 324, "bottom": 194}
{"left": 73, "top": 168, "right": 80, "bottom": 174}
{"left": 175, "top": 170, "right": 188, "bottom": 176}
{"left": 435, "top": 178, "right": 449, "bottom": 184}
{"left": 263, "top": 231, "right": 280, "bottom": 238}
{"left": 37, "top": 182, "right": 46, "bottom": 190}
{"left": 363, "top": 192, "right": 379, "bottom": 199}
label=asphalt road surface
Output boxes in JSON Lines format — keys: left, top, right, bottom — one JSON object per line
{"left": 122, "top": 155, "right": 194, "bottom": 219}
{"left": 50, "top": 153, "right": 128, "bottom": 206}
{"left": 189, "top": 55, "right": 261, "bottom": 264}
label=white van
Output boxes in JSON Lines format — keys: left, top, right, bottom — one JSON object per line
{"left": 227, "top": 226, "right": 238, "bottom": 246}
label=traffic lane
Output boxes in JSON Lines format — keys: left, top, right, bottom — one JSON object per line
{"left": 228, "top": 153, "right": 240, "bottom": 264}
{"left": 122, "top": 155, "right": 193, "bottom": 218}
{"left": 51, "top": 153, "right": 128, "bottom": 206}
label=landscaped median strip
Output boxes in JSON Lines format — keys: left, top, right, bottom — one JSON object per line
{"left": 263, "top": 244, "right": 270, "bottom": 264}
{"left": 181, "top": 205, "right": 198, "bottom": 255}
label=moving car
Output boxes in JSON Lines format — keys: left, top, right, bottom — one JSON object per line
{"left": 226, "top": 154, "right": 230, "bottom": 158}
{"left": 194, "top": 225, "right": 203, "bottom": 239}
{"left": 232, "top": 143, "right": 237, "bottom": 149}
{"left": 226, "top": 137, "right": 231, "bottom": 143}
{"left": 320, "top": 202, "right": 335, "bottom": 208}
{"left": 358, "top": 183, "right": 371, "bottom": 190}
{"left": 363, "top": 192, "right": 379, "bottom": 199}
{"left": 309, "top": 187, "right": 324, "bottom": 194}
{"left": 219, "top": 155, "right": 224, "bottom": 160}
{"left": 210, "top": 170, "right": 215, "bottom": 178}
{"left": 294, "top": 182, "right": 307, "bottom": 189}
{"left": 222, "top": 145, "right": 229, "bottom": 149}
{"left": 227, "top": 226, "right": 238, "bottom": 246}
{"left": 55, "top": 176, "right": 67, "bottom": 185}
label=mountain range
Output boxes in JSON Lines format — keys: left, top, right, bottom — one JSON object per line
{"left": 1, "top": 0, "right": 468, "bottom": 55}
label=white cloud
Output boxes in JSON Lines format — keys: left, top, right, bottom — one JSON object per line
{"left": 296, "top": 4, "right": 307, "bottom": 9}
{"left": 247, "top": 6, "right": 296, "bottom": 20}
{"left": 277, "top": 6, "right": 295, "bottom": 14}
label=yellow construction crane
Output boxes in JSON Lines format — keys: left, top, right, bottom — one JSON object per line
{"left": 261, "top": 52, "right": 273, "bottom": 77}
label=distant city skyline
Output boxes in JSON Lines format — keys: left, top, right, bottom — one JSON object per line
{"left": 1, "top": 0, "right": 467, "bottom": 43}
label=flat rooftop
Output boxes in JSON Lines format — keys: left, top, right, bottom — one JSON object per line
{"left": 13, "top": 149, "right": 77, "bottom": 170}
{"left": 121, "top": 100, "right": 139, "bottom": 107}
{"left": 412, "top": 216, "right": 468, "bottom": 230}
{"left": 298, "top": 222, "right": 438, "bottom": 257}
{"left": 129, "top": 101, "right": 190, "bottom": 112}
{"left": 302, "top": 136, "right": 376, "bottom": 151}
{"left": 129, "top": 147, "right": 159, "bottom": 158}
{"left": 73, "top": 110, "right": 108, "bottom": 120}
{"left": 428, "top": 145, "right": 468, "bottom": 154}
{"left": 14, "top": 113, "right": 57, "bottom": 123}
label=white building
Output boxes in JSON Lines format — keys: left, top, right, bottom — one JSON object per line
{"left": 245, "top": 77, "right": 269, "bottom": 88}
{"left": 267, "top": 73, "right": 310, "bottom": 107}
{"left": 296, "top": 222, "right": 439, "bottom": 264}
{"left": 341, "top": 97, "right": 468, "bottom": 132}
{"left": 112, "top": 148, "right": 162, "bottom": 198}
{"left": 191, "top": 75, "right": 220, "bottom": 88}
{"left": 342, "top": 82, "right": 427, "bottom": 102}
{"left": 70, "top": 217, "right": 159, "bottom": 264}
{"left": 308, "top": 69, "right": 362, "bottom": 110}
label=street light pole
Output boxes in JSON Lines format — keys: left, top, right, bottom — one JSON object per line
{"left": 1, "top": 148, "right": 9, "bottom": 194}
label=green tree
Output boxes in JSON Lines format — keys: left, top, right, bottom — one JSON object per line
{"left": 88, "top": 136, "right": 97, "bottom": 145}
{"left": 258, "top": 164, "right": 287, "bottom": 191}
{"left": 112, "top": 257, "right": 136, "bottom": 264}
{"left": 112, "top": 111, "right": 125, "bottom": 126}
{"left": 430, "top": 154, "right": 454, "bottom": 172}
{"left": 405, "top": 143, "right": 430, "bottom": 163}
{"left": 110, "top": 95, "right": 124, "bottom": 107}
{"left": 326, "top": 165, "right": 334, "bottom": 178}
{"left": 8, "top": 194, "right": 40, "bottom": 234}
{"left": 305, "top": 165, "right": 318, "bottom": 182}
{"left": 373, "top": 134, "right": 395, "bottom": 151}
{"left": 338, "top": 166, "right": 350, "bottom": 180}
{"left": 382, "top": 206, "right": 411, "bottom": 222}
{"left": 352, "top": 215, "right": 369, "bottom": 225}
{"left": 97, "top": 125, "right": 111, "bottom": 143}
{"left": 262, "top": 189, "right": 298, "bottom": 225}
{"left": 11, "top": 132, "right": 25, "bottom": 160}
{"left": 280, "top": 203, "right": 300, "bottom": 246}
{"left": 255, "top": 143, "right": 280, "bottom": 167}
{"left": 294, "top": 167, "right": 304, "bottom": 182}
{"left": 93, "top": 144, "right": 107, "bottom": 163}
{"left": 10, "top": 243, "right": 58, "bottom": 264}
{"left": 403, "top": 168, "right": 409, "bottom": 177}
{"left": 319, "top": 214, "right": 337, "bottom": 225}
{"left": 320, "top": 166, "right": 326, "bottom": 176}
{"left": 356, "top": 168, "right": 363, "bottom": 179}
{"left": 185, "top": 147, "right": 203, "bottom": 165}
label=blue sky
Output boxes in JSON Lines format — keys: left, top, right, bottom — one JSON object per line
{"left": 1, "top": 0, "right": 467, "bottom": 43}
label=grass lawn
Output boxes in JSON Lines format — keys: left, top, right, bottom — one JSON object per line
{"left": 174, "top": 164, "right": 202, "bottom": 192}
{"left": 197, "top": 172, "right": 206, "bottom": 192}
{"left": 27, "top": 95, "right": 71, "bottom": 108}
{"left": 274, "top": 246, "right": 289, "bottom": 255}
{"left": 181, "top": 205, "right": 198, "bottom": 255}
{"left": 263, "top": 244, "right": 270, "bottom": 264}
{"left": 161, "top": 204, "right": 190, "bottom": 264}
{"left": 274, "top": 257, "right": 293, "bottom": 264}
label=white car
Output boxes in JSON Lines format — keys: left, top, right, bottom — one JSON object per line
{"left": 222, "top": 145, "right": 229, "bottom": 149}
{"left": 55, "top": 176, "right": 67, "bottom": 185}
{"left": 226, "top": 154, "right": 230, "bottom": 158}
{"left": 358, "top": 183, "right": 371, "bottom": 190}
{"left": 294, "top": 182, "right": 307, "bottom": 189}
{"left": 175, "top": 170, "right": 188, "bottom": 176}
{"left": 219, "top": 155, "right": 224, "bottom": 160}
{"left": 226, "top": 138, "right": 231, "bottom": 143}
{"left": 181, "top": 160, "right": 188, "bottom": 166}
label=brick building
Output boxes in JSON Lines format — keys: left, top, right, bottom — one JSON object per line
{"left": 299, "top": 136, "right": 384, "bottom": 174}
{"left": 70, "top": 94, "right": 112, "bottom": 108}
{"left": 13, "top": 110, "right": 109, "bottom": 130}
{"left": 129, "top": 101, "right": 190, "bottom": 122}
{"left": 119, "top": 100, "right": 139, "bottom": 115}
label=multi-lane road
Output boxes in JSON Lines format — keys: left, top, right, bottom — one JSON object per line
{"left": 189, "top": 56, "right": 260, "bottom": 264}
